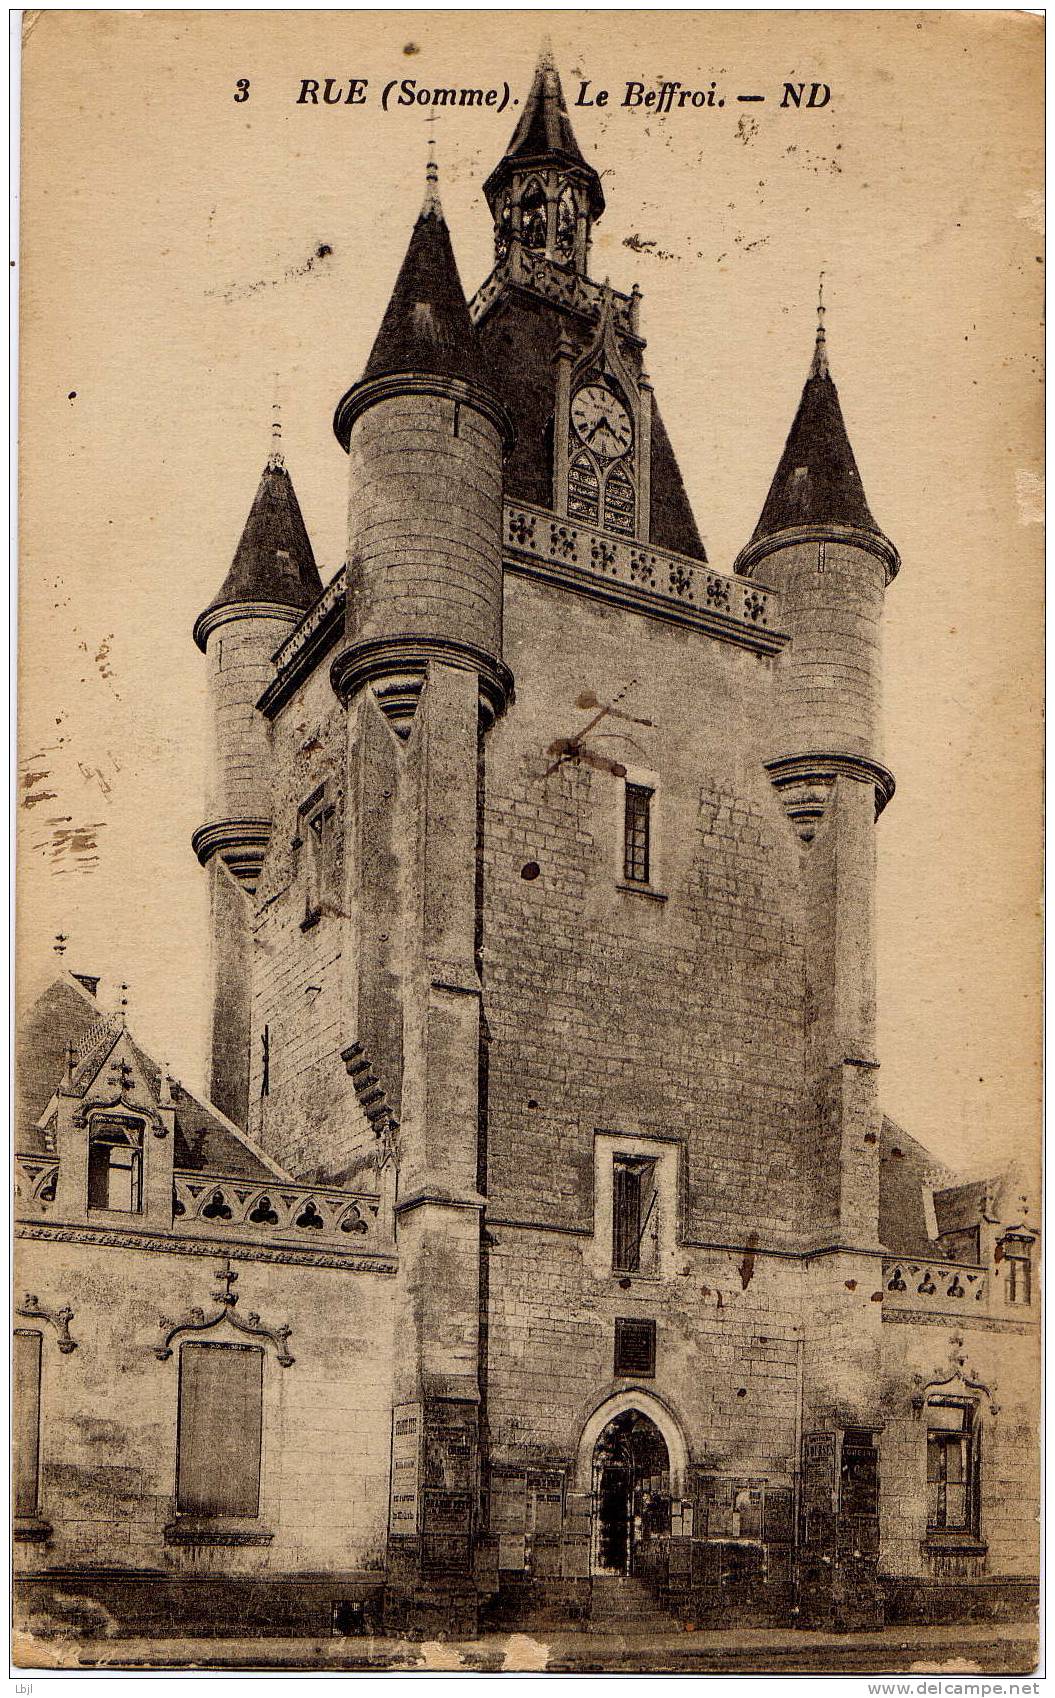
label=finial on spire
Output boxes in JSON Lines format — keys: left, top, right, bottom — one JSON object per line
{"left": 118, "top": 982, "right": 129, "bottom": 1027}
{"left": 422, "top": 120, "right": 441, "bottom": 215}
{"left": 54, "top": 933, "right": 67, "bottom": 958}
{"left": 811, "top": 269, "right": 829, "bottom": 378}
{"left": 269, "top": 394, "right": 284, "bottom": 469}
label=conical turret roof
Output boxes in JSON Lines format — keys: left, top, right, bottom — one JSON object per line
{"left": 749, "top": 316, "right": 881, "bottom": 545}
{"left": 194, "top": 446, "right": 322, "bottom": 649}
{"left": 360, "top": 160, "right": 489, "bottom": 390}
{"left": 483, "top": 45, "right": 604, "bottom": 218}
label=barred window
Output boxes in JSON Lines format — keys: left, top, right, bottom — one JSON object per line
{"left": 623, "top": 783, "right": 653, "bottom": 884}
{"left": 612, "top": 1156, "right": 658, "bottom": 1273}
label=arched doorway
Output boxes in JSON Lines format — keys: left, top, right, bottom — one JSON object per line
{"left": 591, "top": 1408, "right": 671, "bottom": 1577}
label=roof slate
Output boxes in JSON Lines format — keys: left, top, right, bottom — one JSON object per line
{"left": 16, "top": 975, "right": 283, "bottom": 1182}
{"left": 751, "top": 332, "right": 881, "bottom": 544}
{"left": 362, "top": 195, "right": 490, "bottom": 391}
{"left": 195, "top": 460, "right": 322, "bottom": 643}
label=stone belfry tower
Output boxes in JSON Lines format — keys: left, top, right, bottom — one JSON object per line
{"left": 330, "top": 154, "right": 513, "bottom": 1619}
{"left": 192, "top": 421, "right": 322, "bottom": 1127}
{"left": 735, "top": 301, "right": 900, "bottom": 1246}
{"left": 473, "top": 44, "right": 707, "bottom": 559}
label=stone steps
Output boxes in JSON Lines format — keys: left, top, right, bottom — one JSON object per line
{"left": 588, "top": 1577, "right": 680, "bottom": 1632}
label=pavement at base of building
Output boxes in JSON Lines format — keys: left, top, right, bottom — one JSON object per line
{"left": 14, "top": 1621, "right": 1040, "bottom": 1676}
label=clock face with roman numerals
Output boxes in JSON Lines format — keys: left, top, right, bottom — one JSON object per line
{"left": 571, "top": 384, "right": 633, "bottom": 462}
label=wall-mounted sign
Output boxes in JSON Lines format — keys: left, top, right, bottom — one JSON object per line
{"left": 388, "top": 1402, "right": 421, "bottom": 1537}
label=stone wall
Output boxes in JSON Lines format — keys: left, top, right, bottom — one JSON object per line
{"left": 14, "top": 1237, "right": 394, "bottom": 1583}
{"left": 345, "top": 392, "right": 504, "bottom": 655}
{"left": 879, "top": 1319, "right": 1040, "bottom": 1584}
{"left": 247, "top": 663, "right": 370, "bottom": 1185}
{"left": 480, "top": 574, "right": 808, "bottom": 1245}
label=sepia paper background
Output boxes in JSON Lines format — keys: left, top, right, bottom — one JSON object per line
{"left": 18, "top": 8, "right": 1043, "bottom": 1183}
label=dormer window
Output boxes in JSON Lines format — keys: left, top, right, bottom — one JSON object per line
{"left": 1001, "top": 1234, "right": 1033, "bottom": 1306}
{"left": 87, "top": 1119, "right": 142, "bottom": 1213}
{"left": 520, "top": 179, "right": 547, "bottom": 251}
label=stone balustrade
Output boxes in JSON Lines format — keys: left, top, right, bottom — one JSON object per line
{"left": 881, "top": 1256, "right": 988, "bottom": 1315}
{"left": 271, "top": 568, "right": 346, "bottom": 674}
{"left": 15, "top": 1153, "right": 59, "bottom": 1212}
{"left": 266, "top": 499, "right": 785, "bottom": 693}
{"left": 470, "top": 250, "right": 638, "bottom": 334}
{"left": 503, "top": 502, "right": 782, "bottom": 651}
{"left": 14, "top": 1154, "right": 388, "bottom": 1252}
{"left": 172, "top": 1171, "right": 386, "bottom": 1248}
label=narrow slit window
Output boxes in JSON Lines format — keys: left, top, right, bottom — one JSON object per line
{"left": 176, "top": 1342, "right": 264, "bottom": 1519}
{"left": 298, "top": 785, "right": 334, "bottom": 928}
{"left": 13, "top": 1330, "right": 42, "bottom": 1518}
{"left": 623, "top": 783, "right": 653, "bottom": 885}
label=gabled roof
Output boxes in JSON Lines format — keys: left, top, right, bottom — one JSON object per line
{"left": 878, "top": 1117, "right": 961, "bottom": 1257}
{"left": 360, "top": 165, "right": 489, "bottom": 392}
{"left": 483, "top": 46, "right": 604, "bottom": 219}
{"left": 17, "top": 974, "right": 286, "bottom": 1182}
{"left": 193, "top": 456, "right": 323, "bottom": 650}
{"left": 750, "top": 321, "right": 882, "bottom": 545}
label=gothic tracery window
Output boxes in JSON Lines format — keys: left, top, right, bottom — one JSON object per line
{"left": 555, "top": 185, "right": 576, "bottom": 256}
{"left": 520, "top": 179, "right": 547, "bottom": 251}
{"left": 568, "top": 452, "right": 600, "bottom": 524}
{"left": 603, "top": 461, "right": 636, "bottom": 537}
{"left": 569, "top": 379, "right": 637, "bottom": 538}
{"left": 495, "top": 195, "right": 512, "bottom": 262}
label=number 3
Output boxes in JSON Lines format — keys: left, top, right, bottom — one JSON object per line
{"left": 234, "top": 79, "right": 250, "bottom": 103}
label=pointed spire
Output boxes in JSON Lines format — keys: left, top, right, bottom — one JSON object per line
{"left": 747, "top": 295, "right": 883, "bottom": 547}
{"left": 268, "top": 398, "right": 284, "bottom": 469}
{"left": 355, "top": 150, "right": 489, "bottom": 394}
{"left": 422, "top": 129, "right": 440, "bottom": 216}
{"left": 194, "top": 410, "right": 324, "bottom": 650}
{"left": 811, "top": 270, "right": 829, "bottom": 378}
{"left": 483, "top": 44, "right": 604, "bottom": 219}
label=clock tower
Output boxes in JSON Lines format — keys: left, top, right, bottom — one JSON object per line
{"left": 471, "top": 46, "right": 707, "bottom": 561}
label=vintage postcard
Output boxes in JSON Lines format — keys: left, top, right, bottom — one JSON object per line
{"left": 14, "top": 8, "right": 1043, "bottom": 1677}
